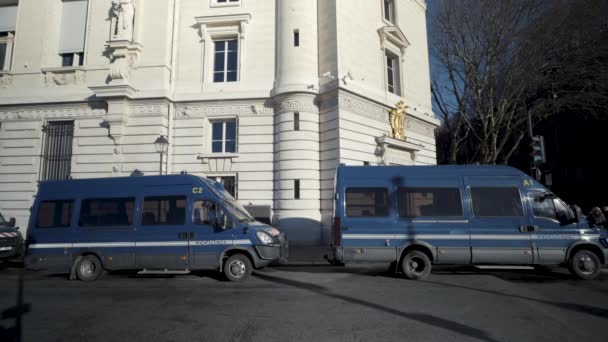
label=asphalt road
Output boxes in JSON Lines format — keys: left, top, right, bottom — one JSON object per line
{"left": 1, "top": 264, "right": 607, "bottom": 342}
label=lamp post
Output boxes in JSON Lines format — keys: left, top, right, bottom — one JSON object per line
{"left": 154, "top": 135, "right": 169, "bottom": 175}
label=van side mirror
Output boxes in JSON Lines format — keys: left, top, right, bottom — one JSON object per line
{"left": 8, "top": 217, "right": 16, "bottom": 227}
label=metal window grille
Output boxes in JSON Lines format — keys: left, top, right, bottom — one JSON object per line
{"left": 40, "top": 121, "right": 74, "bottom": 181}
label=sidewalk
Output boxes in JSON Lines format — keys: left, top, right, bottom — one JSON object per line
{"left": 285, "top": 245, "right": 331, "bottom": 265}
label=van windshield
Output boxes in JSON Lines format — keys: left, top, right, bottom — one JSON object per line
{"left": 198, "top": 177, "right": 255, "bottom": 223}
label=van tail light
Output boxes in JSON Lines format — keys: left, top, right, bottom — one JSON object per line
{"left": 333, "top": 217, "right": 341, "bottom": 246}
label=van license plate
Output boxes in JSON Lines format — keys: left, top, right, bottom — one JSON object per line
{"left": 0, "top": 247, "right": 13, "bottom": 251}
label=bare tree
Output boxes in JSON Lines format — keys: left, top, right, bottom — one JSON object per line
{"left": 431, "top": 0, "right": 543, "bottom": 165}
{"left": 431, "top": 0, "right": 608, "bottom": 165}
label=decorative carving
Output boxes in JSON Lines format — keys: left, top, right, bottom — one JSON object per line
{"left": 176, "top": 101, "right": 274, "bottom": 117}
{"left": 42, "top": 69, "right": 85, "bottom": 86}
{"left": 0, "top": 73, "right": 13, "bottom": 88}
{"left": 388, "top": 100, "right": 408, "bottom": 140}
{"left": 111, "top": 0, "right": 135, "bottom": 42}
{"left": 273, "top": 95, "right": 318, "bottom": 114}
{"left": 107, "top": 41, "right": 142, "bottom": 82}
{"left": 0, "top": 103, "right": 107, "bottom": 121}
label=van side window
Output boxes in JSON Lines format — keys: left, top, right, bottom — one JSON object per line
{"left": 471, "top": 187, "right": 523, "bottom": 217}
{"left": 530, "top": 193, "right": 557, "bottom": 220}
{"left": 192, "top": 201, "right": 217, "bottom": 226}
{"left": 345, "top": 188, "right": 389, "bottom": 217}
{"left": 530, "top": 192, "right": 570, "bottom": 221}
{"left": 36, "top": 200, "right": 74, "bottom": 228}
{"left": 79, "top": 198, "right": 135, "bottom": 227}
{"left": 397, "top": 188, "right": 463, "bottom": 217}
{"left": 142, "top": 196, "right": 187, "bottom": 226}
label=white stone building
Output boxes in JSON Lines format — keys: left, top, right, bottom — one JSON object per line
{"left": 0, "top": 0, "right": 438, "bottom": 245}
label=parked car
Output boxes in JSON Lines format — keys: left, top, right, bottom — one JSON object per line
{"left": 329, "top": 165, "right": 608, "bottom": 280}
{"left": 25, "top": 174, "right": 288, "bottom": 281}
{"left": 0, "top": 212, "right": 24, "bottom": 261}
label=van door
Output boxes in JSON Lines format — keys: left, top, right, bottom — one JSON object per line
{"left": 340, "top": 182, "right": 397, "bottom": 262}
{"left": 27, "top": 199, "right": 75, "bottom": 271}
{"left": 526, "top": 191, "right": 579, "bottom": 264}
{"left": 136, "top": 187, "right": 190, "bottom": 270}
{"left": 74, "top": 197, "right": 136, "bottom": 270}
{"left": 395, "top": 178, "right": 470, "bottom": 265}
{"left": 465, "top": 176, "right": 534, "bottom": 264}
{"left": 189, "top": 198, "right": 235, "bottom": 269}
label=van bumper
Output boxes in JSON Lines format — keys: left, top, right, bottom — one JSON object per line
{"left": 253, "top": 234, "right": 289, "bottom": 266}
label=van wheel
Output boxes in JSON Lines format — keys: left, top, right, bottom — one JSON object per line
{"left": 75, "top": 255, "right": 104, "bottom": 282}
{"left": 568, "top": 250, "right": 601, "bottom": 280}
{"left": 224, "top": 254, "right": 252, "bottom": 282}
{"left": 401, "top": 251, "right": 431, "bottom": 280}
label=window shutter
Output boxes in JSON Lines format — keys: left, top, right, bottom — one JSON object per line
{"left": 59, "top": 0, "right": 88, "bottom": 54}
{"left": 0, "top": 5, "right": 18, "bottom": 32}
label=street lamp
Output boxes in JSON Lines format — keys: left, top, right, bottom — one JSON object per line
{"left": 154, "top": 135, "right": 169, "bottom": 175}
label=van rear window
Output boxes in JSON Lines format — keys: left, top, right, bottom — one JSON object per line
{"left": 471, "top": 187, "right": 523, "bottom": 217}
{"left": 345, "top": 188, "right": 389, "bottom": 217}
{"left": 397, "top": 188, "right": 463, "bottom": 217}
{"left": 36, "top": 200, "right": 74, "bottom": 228}
{"left": 142, "top": 196, "right": 186, "bottom": 226}
{"left": 79, "top": 198, "right": 135, "bottom": 227}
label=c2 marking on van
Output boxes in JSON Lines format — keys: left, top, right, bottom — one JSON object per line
{"left": 192, "top": 187, "right": 204, "bottom": 194}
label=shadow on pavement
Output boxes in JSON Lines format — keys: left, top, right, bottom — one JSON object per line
{"left": 0, "top": 269, "right": 31, "bottom": 342}
{"left": 254, "top": 271, "right": 499, "bottom": 342}
{"left": 422, "top": 277, "right": 608, "bottom": 319}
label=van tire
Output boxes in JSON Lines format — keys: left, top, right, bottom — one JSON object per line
{"left": 401, "top": 251, "right": 431, "bottom": 280}
{"left": 224, "top": 254, "right": 252, "bottom": 282}
{"left": 568, "top": 249, "right": 601, "bottom": 280}
{"left": 75, "top": 255, "right": 104, "bottom": 282}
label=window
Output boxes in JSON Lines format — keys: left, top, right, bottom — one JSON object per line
{"left": 213, "top": 39, "right": 238, "bottom": 82}
{"left": 0, "top": 4, "right": 17, "bottom": 71}
{"left": 294, "top": 112, "right": 300, "bottom": 131}
{"left": 294, "top": 29, "right": 300, "bottom": 47}
{"left": 294, "top": 179, "right": 300, "bottom": 200}
{"left": 383, "top": 0, "right": 395, "bottom": 23}
{"left": 345, "top": 188, "right": 389, "bottom": 217}
{"left": 59, "top": 0, "right": 88, "bottom": 67}
{"left": 397, "top": 188, "right": 463, "bottom": 217}
{"left": 40, "top": 121, "right": 74, "bottom": 181}
{"left": 209, "top": 176, "right": 237, "bottom": 198}
{"left": 142, "top": 196, "right": 186, "bottom": 226}
{"left": 530, "top": 192, "right": 570, "bottom": 221}
{"left": 193, "top": 200, "right": 217, "bottom": 225}
{"left": 36, "top": 200, "right": 74, "bottom": 228}
{"left": 471, "top": 187, "right": 523, "bottom": 217}
{"left": 363, "top": 162, "right": 370, "bottom": 166}
{"left": 79, "top": 198, "right": 135, "bottom": 227}
{"left": 60, "top": 52, "right": 84, "bottom": 67}
{"left": 211, "top": 119, "right": 237, "bottom": 153}
{"left": 386, "top": 50, "right": 401, "bottom": 95}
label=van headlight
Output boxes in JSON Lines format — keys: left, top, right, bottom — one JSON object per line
{"left": 256, "top": 231, "right": 274, "bottom": 245}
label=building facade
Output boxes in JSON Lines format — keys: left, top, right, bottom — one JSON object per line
{"left": 0, "top": 0, "right": 438, "bottom": 245}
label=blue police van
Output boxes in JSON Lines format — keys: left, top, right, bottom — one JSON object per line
{"left": 25, "top": 175, "right": 288, "bottom": 282}
{"left": 330, "top": 165, "right": 608, "bottom": 280}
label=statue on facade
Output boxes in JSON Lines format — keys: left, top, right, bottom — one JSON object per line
{"left": 111, "top": 0, "right": 135, "bottom": 41}
{"left": 389, "top": 100, "right": 408, "bottom": 140}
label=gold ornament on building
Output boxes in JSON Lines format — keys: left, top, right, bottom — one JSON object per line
{"left": 388, "top": 100, "right": 408, "bottom": 140}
